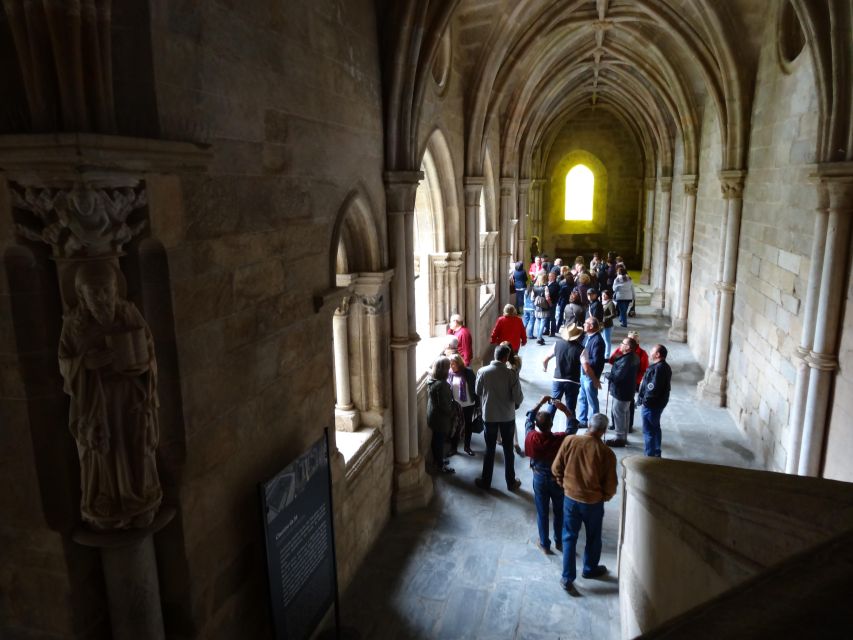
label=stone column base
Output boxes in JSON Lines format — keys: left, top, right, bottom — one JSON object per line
{"left": 392, "top": 457, "right": 434, "bottom": 514}
{"left": 650, "top": 288, "right": 665, "bottom": 309}
{"left": 668, "top": 318, "right": 688, "bottom": 343}
{"left": 334, "top": 407, "right": 360, "bottom": 432}
{"left": 640, "top": 269, "right": 651, "bottom": 285}
{"left": 697, "top": 369, "right": 727, "bottom": 407}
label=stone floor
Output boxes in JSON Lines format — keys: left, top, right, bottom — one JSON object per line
{"left": 337, "top": 291, "right": 759, "bottom": 640}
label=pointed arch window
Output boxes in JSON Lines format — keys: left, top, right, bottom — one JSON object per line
{"left": 565, "top": 165, "right": 594, "bottom": 221}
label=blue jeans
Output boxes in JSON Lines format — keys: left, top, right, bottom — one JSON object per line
{"left": 562, "top": 497, "right": 604, "bottom": 585}
{"left": 533, "top": 472, "right": 564, "bottom": 549}
{"left": 555, "top": 302, "right": 566, "bottom": 329}
{"left": 576, "top": 374, "right": 599, "bottom": 425}
{"left": 549, "top": 380, "right": 580, "bottom": 433}
{"left": 481, "top": 420, "right": 517, "bottom": 488}
{"left": 602, "top": 326, "right": 613, "bottom": 358}
{"left": 642, "top": 406, "right": 664, "bottom": 457}
{"left": 616, "top": 300, "right": 630, "bottom": 326}
{"left": 523, "top": 310, "right": 536, "bottom": 337}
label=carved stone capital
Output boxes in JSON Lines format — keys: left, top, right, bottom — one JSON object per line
{"left": 463, "top": 176, "right": 485, "bottom": 208}
{"left": 335, "top": 295, "right": 352, "bottom": 316}
{"left": 719, "top": 170, "right": 746, "bottom": 199}
{"left": 384, "top": 171, "right": 423, "bottom": 214}
{"left": 360, "top": 295, "right": 383, "bottom": 315}
{"left": 12, "top": 182, "right": 148, "bottom": 258}
{"left": 684, "top": 181, "right": 699, "bottom": 196}
{"left": 658, "top": 177, "right": 673, "bottom": 193}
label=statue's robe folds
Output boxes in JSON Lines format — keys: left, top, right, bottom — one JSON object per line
{"left": 58, "top": 300, "right": 162, "bottom": 529}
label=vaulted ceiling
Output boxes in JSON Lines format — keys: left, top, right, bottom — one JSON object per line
{"left": 381, "top": 0, "right": 851, "bottom": 180}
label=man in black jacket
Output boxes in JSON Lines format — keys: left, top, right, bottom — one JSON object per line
{"left": 605, "top": 337, "right": 639, "bottom": 447}
{"left": 636, "top": 344, "right": 672, "bottom": 457}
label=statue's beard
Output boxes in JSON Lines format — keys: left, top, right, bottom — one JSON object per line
{"left": 91, "top": 303, "right": 115, "bottom": 326}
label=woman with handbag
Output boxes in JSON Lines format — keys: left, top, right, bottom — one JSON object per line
{"left": 427, "top": 357, "right": 456, "bottom": 473}
{"left": 447, "top": 354, "right": 480, "bottom": 456}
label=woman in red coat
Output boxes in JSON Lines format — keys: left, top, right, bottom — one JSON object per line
{"left": 490, "top": 304, "right": 528, "bottom": 353}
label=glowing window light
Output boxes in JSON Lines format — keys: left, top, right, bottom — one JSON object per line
{"left": 565, "top": 165, "right": 594, "bottom": 221}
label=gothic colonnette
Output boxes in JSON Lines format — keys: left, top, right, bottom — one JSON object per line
{"left": 0, "top": 1, "right": 851, "bottom": 638}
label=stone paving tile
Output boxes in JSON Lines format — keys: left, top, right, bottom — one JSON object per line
{"left": 339, "top": 298, "right": 759, "bottom": 639}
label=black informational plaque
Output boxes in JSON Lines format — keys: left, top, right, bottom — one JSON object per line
{"left": 260, "top": 431, "right": 339, "bottom": 640}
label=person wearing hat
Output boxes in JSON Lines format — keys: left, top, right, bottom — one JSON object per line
{"left": 542, "top": 324, "right": 584, "bottom": 433}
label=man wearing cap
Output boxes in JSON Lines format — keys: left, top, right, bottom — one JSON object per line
{"left": 525, "top": 395, "right": 574, "bottom": 554}
{"left": 637, "top": 344, "right": 672, "bottom": 457}
{"left": 542, "top": 324, "right": 584, "bottom": 433}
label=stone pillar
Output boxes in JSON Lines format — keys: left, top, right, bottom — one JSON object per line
{"left": 433, "top": 256, "right": 449, "bottom": 333}
{"left": 698, "top": 170, "right": 746, "bottom": 406}
{"left": 798, "top": 166, "right": 853, "bottom": 476}
{"left": 518, "top": 179, "right": 531, "bottom": 262}
{"left": 640, "top": 177, "right": 656, "bottom": 284}
{"left": 501, "top": 178, "right": 517, "bottom": 277}
{"left": 464, "top": 177, "right": 484, "bottom": 362}
{"left": 446, "top": 252, "right": 464, "bottom": 317}
{"left": 669, "top": 176, "right": 699, "bottom": 342}
{"left": 384, "top": 171, "right": 432, "bottom": 512}
{"left": 333, "top": 295, "right": 360, "bottom": 431}
{"left": 650, "top": 176, "right": 673, "bottom": 308}
{"left": 786, "top": 195, "right": 828, "bottom": 474}
{"left": 530, "top": 179, "right": 545, "bottom": 247}
{"left": 360, "top": 295, "right": 385, "bottom": 412}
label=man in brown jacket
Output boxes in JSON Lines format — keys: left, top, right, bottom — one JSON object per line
{"left": 551, "top": 413, "right": 617, "bottom": 595}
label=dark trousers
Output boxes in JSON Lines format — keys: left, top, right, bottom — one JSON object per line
{"left": 450, "top": 404, "right": 476, "bottom": 451}
{"left": 481, "top": 420, "right": 517, "bottom": 488}
{"left": 430, "top": 430, "right": 445, "bottom": 467}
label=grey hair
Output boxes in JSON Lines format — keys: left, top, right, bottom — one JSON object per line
{"left": 588, "top": 413, "right": 609, "bottom": 434}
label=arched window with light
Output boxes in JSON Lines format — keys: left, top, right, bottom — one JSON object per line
{"left": 565, "top": 164, "right": 594, "bottom": 221}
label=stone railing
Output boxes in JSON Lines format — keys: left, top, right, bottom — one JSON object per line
{"left": 618, "top": 457, "right": 853, "bottom": 638}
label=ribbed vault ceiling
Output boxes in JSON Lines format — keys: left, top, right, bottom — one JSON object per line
{"left": 452, "top": 0, "right": 771, "bottom": 178}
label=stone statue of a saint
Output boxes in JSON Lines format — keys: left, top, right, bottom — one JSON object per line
{"left": 58, "top": 260, "right": 162, "bottom": 530}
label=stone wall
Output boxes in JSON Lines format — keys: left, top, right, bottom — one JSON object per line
{"left": 686, "top": 101, "right": 725, "bottom": 367}
{"left": 726, "top": 17, "right": 819, "bottom": 471}
{"left": 146, "top": 1, "right": 393, "bottom": 636}
{"left": 542, "top": 109, "right": 644, "bottom": 266}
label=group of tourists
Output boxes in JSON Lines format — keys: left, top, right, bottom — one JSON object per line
{"left": 513, "top": 251, "right": 637, "bottom": 353}
{"left": 425, "top": 249, "right": 674, "bottom": 595}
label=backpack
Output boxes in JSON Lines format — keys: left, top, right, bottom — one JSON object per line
{"left": 534, "top": 294, "right": 550, "bottom": 310}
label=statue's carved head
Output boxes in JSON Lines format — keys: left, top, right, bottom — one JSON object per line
{"left": 75, "top": 261, "right": 118, "bottom": 327}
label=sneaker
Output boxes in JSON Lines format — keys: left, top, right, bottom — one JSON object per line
{"left": 507, "top": 478, "right": 522, "bottom": 491}
{"left": 582, "top": 565, "right": 608, "bottom": 579}
{"left": 605, "top": 438, "right": 627, "bottom": 447}
{"left": 560, "top": 580, "right": 581, "bottom": 597}
{"left": 474, "top": 477, "right": 490, "bottom": 490}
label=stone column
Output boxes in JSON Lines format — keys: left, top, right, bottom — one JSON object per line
{"left": 433, "top": 256, "right": 449, "bottom": 332}
{"left": 786, "top": 192, "right": 828, "bottom": 474}
{"left": 798, "top": 166, "right": 853, "bottom": 476}
{"left": 351, "top": 269, "right": 393, "bottom": 427}
{"left": 447, "top": 252, "right": 464, "bottom": 316}
{"left": 464, "top": 177, "right": 484, "bottom": 363}
{"left": 698, "top": 170, "right": 746, "bottom": 406}
{"left": 650, "top": 176, "right": 673, "bottom": 308}
{"left": 333, "top": 295, "right": 360, "bottom": 431}
{"left": 518, "top": 179, "right": 531, "bottom": 262}
{"left": 669, "top": 176, "right": 699, "bottom": 342}
{"left": 640, "top": 177, "right": 656, "bottom": 284}
{"left": 360, "top": 295, "right": 385, "bottom": 412}
{"left": 384, "top": 171, "right": 432, "bottom": 512}
{"left": 501, "top": 178, "right": 517, "bottom": 279}
{"left": 530, "top": 179, "right": 545, "bottom": 246}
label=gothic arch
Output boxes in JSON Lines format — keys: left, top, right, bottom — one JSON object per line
{"left": 329, "top": 186, "right": 383, "bottom": 288}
